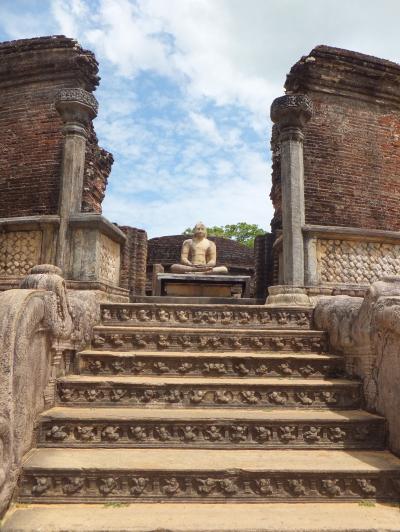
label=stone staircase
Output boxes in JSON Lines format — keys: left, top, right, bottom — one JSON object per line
{"left": 6, "top": 302, "right": 400, "bottom": 530}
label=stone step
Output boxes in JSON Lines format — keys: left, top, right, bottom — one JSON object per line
{"left": 100, "top": 303, "right": 314, "bottom": 330}
{"left": 78, "top": 350, "right": 343, "bottom": 379}
{"left": 57, "top": 375, "right": 361, "bottom": 409}
{"left": 92, "top": 326, "right": 327, "bottom": 353}
{"left": 38, "top": 407, "right": 385, "bottom": 450}
{"left": 4, "top": 502, "right": 400, "bottom": 531}
{"left": 18, "top": 448, "right": 400, "bottom": 503}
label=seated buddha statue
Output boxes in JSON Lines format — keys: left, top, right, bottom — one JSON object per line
{"left": 170, "top": 222, "right": 229, "bottom": 274}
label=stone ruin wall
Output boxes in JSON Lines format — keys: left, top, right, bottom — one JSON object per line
{"left": 119, "top": 226, "right": 148, "bottom": 296}
{"left": 0, "top": 36, "right": 112, "bottom": 218}
{"left": 269, "top": 45, "right": 400, "bottom": 290}
{"left": 0, "top": 36, "right": 148, "bottom": 294}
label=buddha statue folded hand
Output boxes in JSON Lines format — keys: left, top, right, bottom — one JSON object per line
{"left": 170, "top": 222, "right": 228, "bottom": 275}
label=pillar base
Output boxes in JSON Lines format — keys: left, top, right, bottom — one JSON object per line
{"left": 265, "top": 285, "right": 313, "bottom": 307}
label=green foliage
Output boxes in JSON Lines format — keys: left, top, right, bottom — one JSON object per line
{"left": 358, "top": 500, "right": 376, "bottom": 507}
{"left": 183, "top": 222, "right": 266, "bottom": 247}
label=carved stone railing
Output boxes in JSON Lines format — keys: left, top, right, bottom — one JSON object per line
{"left": 0, "top": 265, "right": 99, "bottom": 516}
{"left": 315, "top": 276, "right": 400, "bottom": 455}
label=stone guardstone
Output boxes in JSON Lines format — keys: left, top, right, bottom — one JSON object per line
{"left": 155, "top": 273, "right": 251, "bottom": 298}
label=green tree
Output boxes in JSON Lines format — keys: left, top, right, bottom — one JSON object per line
{"left": 183, "top": 222, "right": 266, "bottom": 248}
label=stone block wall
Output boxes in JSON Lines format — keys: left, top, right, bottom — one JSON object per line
{"left": 0, "top": 35, "right": 112, "bottom": 218}
{"left": 271, "top": 45, "right": 400, "bottom": 232}
{"left": 119, "top": 226, "right": 148, "bottom": 296}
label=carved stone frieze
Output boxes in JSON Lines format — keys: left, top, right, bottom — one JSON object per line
{"left": 99, "top": 305, "right": 313, "bottom": 329}
{"left": 317, "top": 239, "right": 400, "bottom": 285}
{"left": 90, "top": 329, "right": 327, "bottom": 353}
{"left": 18, "top": 471, "right": 400, "bottom": 502}
{"left": 56, "top": 381, "right": 360, "bottom": 409}
{"left": 98, "top": 234, "right": 120, "bottom": 285}
{"left": 0, "top": 230, "right": 42, "bottom": 276}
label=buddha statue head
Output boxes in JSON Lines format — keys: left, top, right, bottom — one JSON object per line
{"left": 193, "top": 222, "right": 207, "bottom": 240}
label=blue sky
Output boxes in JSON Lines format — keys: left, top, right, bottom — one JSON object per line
{"left": 1, "top": 0, "right": 400, "bottom": 237}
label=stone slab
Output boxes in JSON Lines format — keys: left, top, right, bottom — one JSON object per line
{"left": 131, "top": 296, "right": 263, "bottom": 304}
{"left": 156, "top": 274, "right": 251, "bottom": 298}
{"left": 4, "top": 502, "right": 400, "bottom": 531}
{"left": 40, "top": 406, "right": 384, "bottom": 423}
{"left": 21, "top": 448, "right": 400, "bottom": 471}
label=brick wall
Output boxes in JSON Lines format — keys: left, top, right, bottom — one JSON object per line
{"left": 119, "top": 226, "right": 148, "bottom": 296}
{"left": 0, "top": 35, "right": 112, "bottom": 218}
{"left": 271, "top": 45, "right": 400, "bottom": 232}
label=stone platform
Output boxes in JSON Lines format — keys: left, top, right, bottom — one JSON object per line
{"left": 155, "top": 273, "right": 251, "bottom": 298}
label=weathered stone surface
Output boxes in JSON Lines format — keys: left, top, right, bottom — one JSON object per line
{"left": 37, "top": 406, "right": 385, "bottom": 450}
{"left": 17, "top": 448, "right": 400, "bottom": 503}
{"left": 315, "top": 277, "right": 400, "bottom": 454}
{"left": 4, "top": 502, "right": 400, "bottom": 532}
{"left": 0, "top": 265, "right": 101, "bottom": 516}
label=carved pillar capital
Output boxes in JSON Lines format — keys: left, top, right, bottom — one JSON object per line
{"left": 55, "top": 89, "right": 98, "bottom": 271}
{"left": 268, "top": 94, "right": 313, "bottom": 290}
{"left": 55, "top": 88, "right": 98, "bottom": 137}
{"left": 270, "top": 94, "right": 313, "bottom": 133}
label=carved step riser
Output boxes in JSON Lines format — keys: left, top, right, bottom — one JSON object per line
{"left": 57, "top": 384, "right": 361, "bottom": 409}
{"left": 79, "top": 355, "right": 343, "bottom": 379}
{"left": 100, "top": 306, "right": 314, "bottom": 330}
{"left": 92, "top": 331, "right": 327, "bottom": 353}
{"left": 38, "top": 420, "right": 385, "bottom": 450}
{"left": 18, "top": 471, "right": 400, "bottom": 503}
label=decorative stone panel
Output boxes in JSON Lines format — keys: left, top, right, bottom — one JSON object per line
{"left": 317, "top": 239, "right": 400, "bottom": 284}
{"left": 0, "top": 231, "right": 42, "bottom": 275}
{"left": 98, "top": 234, "right": 120, "bottom": 285}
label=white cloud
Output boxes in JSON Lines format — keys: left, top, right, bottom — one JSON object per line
{"left": 2, "top": 0, "right": 400, "bottom": 236}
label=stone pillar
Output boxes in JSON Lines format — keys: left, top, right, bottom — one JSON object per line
{"left": 55, "top": 88, "right": 98, "bottom": 273}
{"left": 270, "top": 94, "right": 312, "bottom": 286}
